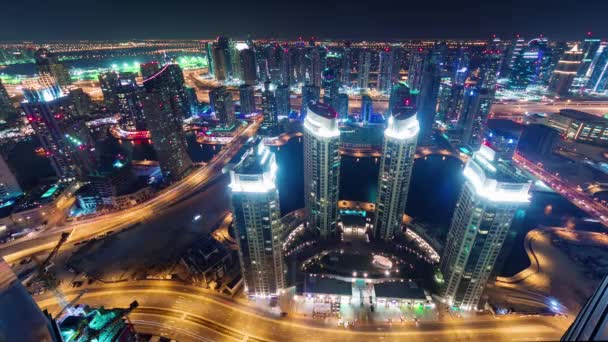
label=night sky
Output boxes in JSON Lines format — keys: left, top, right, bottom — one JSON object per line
{"left": 1, "top": 0, "right": 607, "bottom": 41}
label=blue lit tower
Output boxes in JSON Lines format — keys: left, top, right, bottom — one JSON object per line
{"left": 261, "top": 81, "right": 278, "bottom": 126}
{"left": 22, "top": 76, "right": 96, "bottom": 180}
{"left": 303, "top": 102, "right": 341, "bottom": 238}
{"left": 505, "top": 35, "right": 526, "bottom": 73}
{"left": 230, "top": 141, "right": 286, "bottom": 297}
{"left": 361, "top": 94, "right": 373, "bottom": 123}
{"left": 322, "top": 67, "right": 340, "bottom": 108}
{"left": 578, "top": 32, "right": 602, "bottom": 79}
{"left": 374, "top": 108, "right": 419, "bottom": 241}
{"left": 377, "top": 48, "right": 394, "bottom": 92}
{"left": 239, "top": 84, "right": 256, "bottom": 116}
{"left": 441, "top": 145, "right": 531, "bottom": 310}
{"left": 508, "top": 38, "right": 549, "bottom": 90}
{"left": 336, "top": 93, "right": 349, "bottom": 120}
{"left": 586, "top": 45, "right": 608, "bottom": 93}
{"left": 358, "top": 50, "right": 371, "bottom": 89}
{"left": 340, "top": 44, "right": 351, "bottom": 85}
{"left": 301, "top": 84, "right": 320, "bottom": 117}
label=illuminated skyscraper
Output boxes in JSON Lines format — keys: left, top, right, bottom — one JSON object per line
{"left": 578, "top": 33, "right": 602, "bottom": 79}
{"left": 388, "top": 82, "right": 416, "bottom": 116}
{"left": 301, "top": 84, "right": 320, "bottom": 117}
{"left": 212, "top": 45, "right": 228, "bottom": 81}
{"left": 408, "top": 49, "right": 427, "bottom": 92}
{"left": 230, "top": 140, "right": 286, "bottom": 297}
{"left": 417, "top": 58, "right": 441, "bottom": 144}
{"left": 307, "top": 48, "right": 322, "bottom": 87}
{"left": 261, "top": 81, "right": 278, "bottom": 126}
{"left": 377, "top": 48, "right": 394, "bottom": 92}
{"left": 586, "top": 46, "right": 608, "bottom": 93}
{"left": 34, "top": 48, "right": 71, "bottom": 87}
{"left": 216, "top": 36, "right": 233, "bottom": 77}
{"left": 361, "top": 94, "right": 373, "bottom": 122}
{"left": 374, "top": 109, "right": 419, "bottom": 241}
{"left": 508, "top": 38, "right": 549, "bottom": 90}
{"left": 340, "top": 46, "right": 351, "bottom": 85}
{"left": 209, "top": 86, "right": 236, "bottom": 128}
{"left": 239, "top": 48, "right": 258, "bottom": 86}
{"left": 98, "top": 71, "right": 120, "bottom": 110}
{"left": 239, "top": 84, "right": 256, "bottom": 115}
{"left": 322, "top": 67, "right": 340, "bottom": 108}
{"left": 140, "top": 61, "right": 160, "bottom": 79}
{"left": 440, "top": 145, "right": 531, "bottom": 310}
{"left": 142, "top": 90, "right": 191, "bottom": 182}
{"left": 205, "top": 41, "right": 215, "bottom": 76}
{"left": 336, "top": 93, "right": 349, "bottom": 120}
{"left": 506, "top": 35, "right": 526, "bottom": 71}
{"left": 141, "top": 63, "right": 191, "bottom": 120}
{"left": 548, "top": 45, "right": 583, "bottom": 96}
{"left": 457, "top": 85, "right": 493, "bottom": 147}
{"left": 358, "top": 50, "right": 371, "bottom": 89}
{"left": 303, "top": 102, "right": 341, "bottom": 238}
{"left": 275, "top": 84, "right": 290, "bottom": 118}
{"left": 22, "top": 77, "right": 95, "bottom": 179}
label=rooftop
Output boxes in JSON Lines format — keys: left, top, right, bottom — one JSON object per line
{"left": 303, "top": 275, "right": 352, "bottom": 296}
{"left": 558, "top": 109, "right": 608, "bottom": 125}
{"left": 308, "top": 102, "right": 338, "bottom": 119}
{"left": 374, "top": 280, "right": 426, "bottom": 300}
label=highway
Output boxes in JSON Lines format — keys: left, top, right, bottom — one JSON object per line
{"left": 491, "top": 100, "right": 608, "bottom": 121}
{"left": 36, "top": 280, "right": 569, "bottom": 341}
{"left": 0, "top": 119, "right": 261, "bottom": 263}
{"left": 513, "top": 153, "right": 608, "bottom": 227}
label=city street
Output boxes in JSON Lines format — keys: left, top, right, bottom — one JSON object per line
{"left": 36, "top": 280, "right": 569, "bottom": 341}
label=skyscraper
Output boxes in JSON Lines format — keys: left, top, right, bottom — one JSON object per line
{"left": 508, "top": 37, "right": 550, "bottom": 90}
{"left": 358, "top": 50, "right": 371, "bottom": 89}
{"left": 361, "top": 94, "right": 373, "bottom": 122}
{"left": 212, "top": 45, "right": 228, "bottom": 81}
{"left": 239, "top": 84, "right": 256, "bottom": 116}
{"left": 408, "top": 49, "right": 427, "bottom": 92}
{"left": 388, "top": 82, "right": 417, "bottom": 116}
{"left": 440, "top": 145, "right": 531, "bottom": 310}
{"left": 307, "top": 48, "right": 322, "bottom": 87}
{"left": 340, "top": 47, "right": 351, "bottom": 85}
{"left": 209, "top": 86, "right": 236, "bottom": 128}
{"left": 417, "top": 58, "right": 441, "bottom": 144}
{"left": 322, "top": 67, "right": 340, "bottom": 108}
{"left": 98, "top": 71, "right": 120, "bottom": 110}
{"left": 374, "top": 109, "right": 419, "bottom": 241}
{"left": 457, "top": 85, "right": 493, "bottom": 147}
{"left": 586, "top": 45, "right": 608, "bottom": 93}
{"left": 506, "top": 35, "right": 526, "bottom": 72}
{"left": 34, "top": 48, "right": 71, "bottom": 87}
{"left": 140, "top": 61, "right": 160, "bottom": 79}
{"left": 216, "top": 36, "right": 233, "bottom": 78}
{"left": 261, "top": 81, "right": 278, "bottom": 127}
{"left": 275, "top": 84, "right": 290, "bottom": 118}
{"left": 578, "top": 33, "right": 602, "bottom": 79}
{"left": 22, "top": 77, "right": 95, "bottom": 180}
{"left": 205, "top": 41, "right": 215, "bottom": 76}
{"left": 548, "top": 45, "right": 583, "bottom": 96}
{"left": 141, "top": 90, "right": 191, "bottom": 182}
{"left": 240, "top": 48, "right": 258, "bottom": 86}
{"left": 377, "top": 48, "right": 394, "bottom": 92}
{"left": 141, "top": 63, "right": 191, "bottom": 120}
{"left": 301, "top": 84, "right": 320, "bottom": 117}
{"left": 0, "top": 154, "right": 21, "bottom": 199}
{"left": 336, "top": 93, "right": 349, "bottom": 120}
{"left": 303, "top": 102, "right": 341, "bottom": 238}
{"left": 229, "top": 140, "right": 286, "bottom": 298}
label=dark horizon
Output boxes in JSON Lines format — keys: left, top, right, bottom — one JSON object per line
{"left": 1, "top": 0, "right": 607, "bottom": 42}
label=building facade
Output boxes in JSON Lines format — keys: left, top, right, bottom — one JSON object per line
{"left": 230, "top": 141, "right": 286, "bottom": 297}
{"left": 303, "top": 102, "right": 341, "bottom": 238}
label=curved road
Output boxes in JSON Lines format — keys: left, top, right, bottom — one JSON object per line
{"left": 36, "top": 281, "right": 567, "bottom": 341}
{"left": 0, "top": 119, "right": 261, "bottom": 263}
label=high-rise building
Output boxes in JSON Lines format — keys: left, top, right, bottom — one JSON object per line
{"left": 34, "top": 48, "right": 71, "bottom": 87}
{"left": 578, "top": 33, "right": 602, "bottom": 79}
{"left": 358, "top": 50, "right": 371, "bottom": 89}
{"left": 506, "top": 35, "right": 526, "bottom": 72}
{"left": 141, "top": 63, "right": 191, "bottom": 120}
{"left": 388, "top": 82, "right": 417, "bottom": 116}
{"left": 22, "top": 77, "right": 96, "bottom": 179}
{"left": 483, "top": 119, "right": 523, "bottom": 161}
{"left": 216, "top": 36, "right": 233, "bottom": 77}
{"left": 209, "top": 86, "right": 236, "bottom": 128}
{"left": 239, "top": 84, "right": 256, "bottom": 115}
{"left": 229, "top": 40, "right": 241, "bottom": 80}
{"left": 261, "top": 81, "right": 278, "bottom": 127}
{"left": 453, "top": 48, "right": 470, "bottom": 86}
{"left": 229, "top": 140, "right": 286, "bottom": 298}
{"left": 408, "top": 49, "right": 427, "bottom": 92}
{"left": 480, "top": 49, "right": 503, "bottom": 92}
{"left": 322, "top": 67, "right": 340, "bottom": 108}
{"left": 140, "top": 61, "right": 160, "bottom": 79}
{"left": 292, "top": 47, "right": 306, "bottom": 84}
{"left": 303, "top": 102, "right": 341, "bottom": 238}
{"left": 301, "top": 84, "right": 320, "bottom": 117}
{"left": 116, "top": 83, "right": 146, "bottom": 131}
{"left": 374, "top": 109, "right": 419, "bottom": 241}
{"left": 98, "top": 71, "right": 120, "bottom": 110}
{"left": 508, "top": 37, "right": 550, "bottom": 90}
{"left": 361, "top": 94, "right": 373, "bottom": 122}
{"left": 340, "top": 47, "right": 351, "bottom": 85}
{"left": 417, "top": 59, "right": 441, "bottom": 144}
{"left": 0, "top": 79, "right": 15, "bottom": 120}
{"left": 212, "top": 45, "right": 228, "bottom": 81}
{"left": 517, "top": 124, "right": 560, "bottom": 160}
{"left": 336, "top": 93, "right": 349, "bottom": 120}
{"left": 239, "top": 48, "right": 258, "bottom": 86}
{"left": 440, "top": 145, "right": 531, "bottom": 310}
{"left": 307, "top": 48, "right": 322, "bottom": 87}
{"left": 275, "top": 84, "right": 290, "bottom": 118}
{"left": 587, "top": 45, "right": 608, "bottom": 93}
{"left": 377, "top": 48, "right": 395, "bottom": 92}
{"left": 548, "top": 45, "right": 583, "bottom": 96}
{"left": 141, "top": 90, "right": 191, "bottom": 182}
{"left": 458, "top": 86, "right": 493, "bottom": 147}
{"left": 205, "top": 41, "right": 215, "bottom": 76}
{"left": 562, "top": 274, "right": 608, "bottom": 341}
